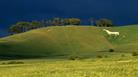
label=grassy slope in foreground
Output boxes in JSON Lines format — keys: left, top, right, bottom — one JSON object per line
{"left": 0, "top": 59, "right": 138, "bottom": 77}
{"left": 0, "top": 25, "right": 138, "bottom": 58}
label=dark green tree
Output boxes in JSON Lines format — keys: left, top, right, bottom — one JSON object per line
{"left": 9, "top": 21, "right": 42, "bottom": 34}
{"left": 63, "top": 18, "right": 81, "bottom": 25}
{"left": 52, "top": 18, "right": 63, "bottom": 26}
{"left": 31, "top": 21, "right": 43, "bottom": 29}
{"left": 9, "top": 25, "right": 23, "bottom": 34}
{"left": 9, "top": 22, "right": 31, "bottom": 34}
{"left": 96, "top": 18, "right": 113, "bottom": 27}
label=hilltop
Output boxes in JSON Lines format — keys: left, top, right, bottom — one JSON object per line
{"left": 0, "top": 25, "right": 138, "bottom": 58}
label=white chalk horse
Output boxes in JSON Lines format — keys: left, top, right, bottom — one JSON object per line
{"left": 103, "top": 29, "right": 119, "bottom": 36}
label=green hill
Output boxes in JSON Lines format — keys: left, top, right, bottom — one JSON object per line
{"left": 0, "top": 25, "right": 138, "bottom": 58}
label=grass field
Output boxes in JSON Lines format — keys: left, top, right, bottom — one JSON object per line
{"left": 0, "top": 57, "right": 138, "bottom": 77}
{"left": 0, "top": 25, "right": 138, "bottom": 77}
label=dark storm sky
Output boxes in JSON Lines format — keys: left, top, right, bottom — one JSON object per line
{"left": 0, "top": 0, "right": 138, "bottom": 36}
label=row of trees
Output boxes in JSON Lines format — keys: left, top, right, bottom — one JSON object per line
{"left": 9, "top": 18, "right": 81, "bottom": 34}
{"left": 9, "top": 18, "right": 113, "bottom": 34}
{"left": 41, "top": 18, "right": 81, "bottom": 26}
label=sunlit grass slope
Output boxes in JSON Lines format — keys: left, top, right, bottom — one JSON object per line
{"left": 0, "top": 58, "right": 138, "bottom": 77}
{"left": 0, "top": 25, "right": 138, "bottom": 58}
{"left": 102, "top": 25, "right": 138, "bottom": 52}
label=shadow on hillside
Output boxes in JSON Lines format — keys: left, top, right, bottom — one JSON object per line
{"left": 0, "top": 55, "right": 46, "bottom": 60}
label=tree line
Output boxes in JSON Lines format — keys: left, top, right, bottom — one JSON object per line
{"left": 9, "top": 18, "right": 113, "bottom": 34}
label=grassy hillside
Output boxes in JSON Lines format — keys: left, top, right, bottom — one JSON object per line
{"left": 0, "top": 25, "right": 138, "bottom": 58}
{"left": 101, "top": 25, "right": 138, "bottom": 52}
